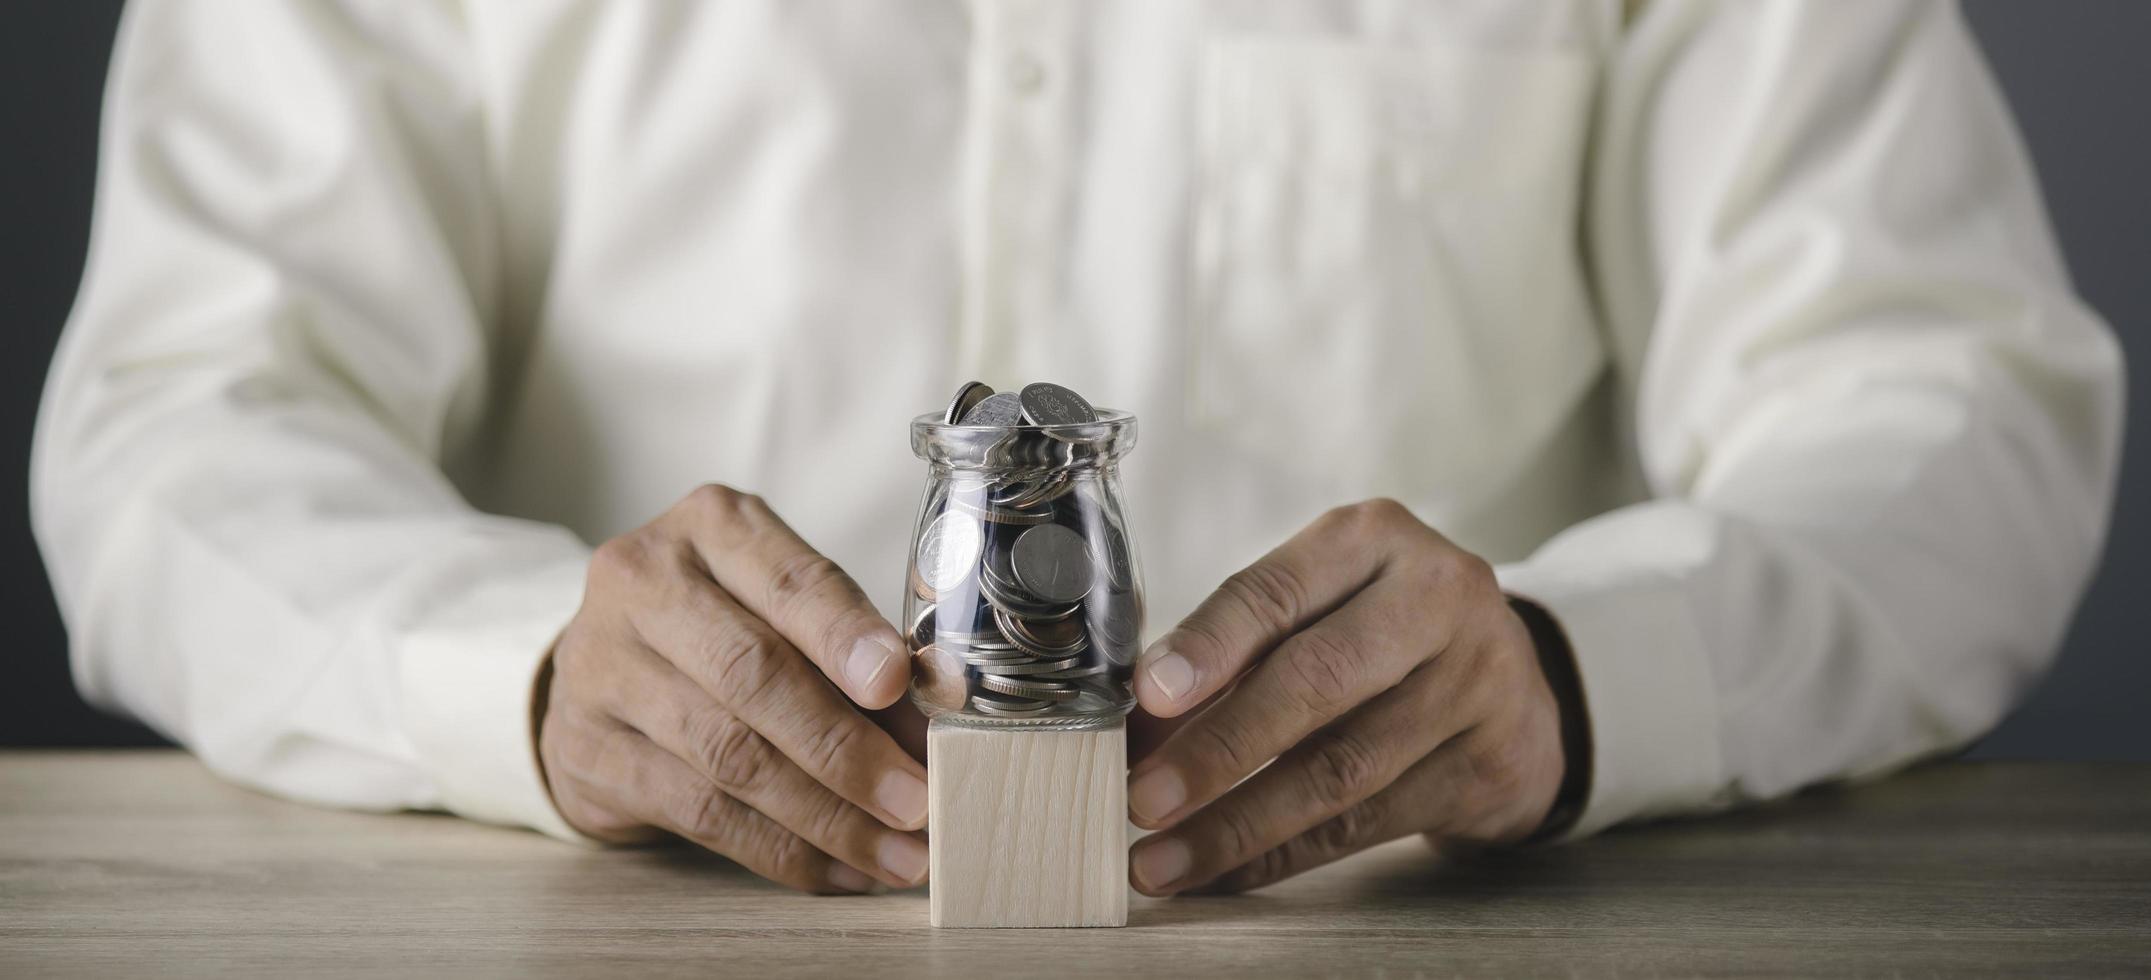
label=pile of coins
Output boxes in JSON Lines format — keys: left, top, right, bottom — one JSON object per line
{"left": 907, "top": 382, "right": 1141, "bottom": 720}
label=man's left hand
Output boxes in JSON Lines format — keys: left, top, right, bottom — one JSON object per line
{"left": 1127, "top": 499, "right": 1571, "bottom": 895}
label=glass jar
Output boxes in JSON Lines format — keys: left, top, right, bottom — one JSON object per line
{"left": 904, "top": 409, "right": 1142, "bottom": 728}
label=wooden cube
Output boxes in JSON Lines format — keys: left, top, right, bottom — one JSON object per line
{"left": 927, "top": 718, "right": 1128, "bottom": 928}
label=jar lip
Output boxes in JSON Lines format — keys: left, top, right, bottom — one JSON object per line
{"left": 912, "top": 407, "right": 1134, "bottom": 436}
{"left": 911, "top": 409, "right": 1137, "bottom": 467}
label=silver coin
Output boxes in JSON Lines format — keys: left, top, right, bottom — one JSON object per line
{"left": 981, "top": 558, "right": 1079, "bottom": 620}
{"left": 1010, "top": 523, "right": 1094, "bottom": 606}
{"left": 941, "top": 633, "right": 1020, "bottom": 652}
{"left": 960, "top": 391, "right": 1024, "bottom": 426}
{"left": 1031, "top": 662, "right": 1110, "bottom": 680}
{"left": 1017, "top": 382, "right": 1097, "bottom": 426}
{"left": 970, "top": 692, "right": 1054, "bottom": 716}
{"left": 1098, "top": 520, "right": 1134, "bottom": 591}
{"left": 947, "top": 494, "right": 1054, "bottom": 526}
{"left": 925, "top": 598, "right": 1005, "bottom": 647}
{"left": 978, "top": 674, "right": 1080, "bottom": 702}
{"left": 939, "top": 630, "right": 1020, "bottom": 651}
{"left": 915, "top": 512, "right": 983, "bottom": 594}
{"left": 995, "top": 607, "right": 1087, "bottom": 657}
{"left": 986, "top": 430, "right": 1078, "bottom": 469}
{"left": 989, "top": 476, "right": 1046, "bottom": 508}
{"left": 991, "top": 472, "right": 1076, "bottom": 510}
{"left": 951, "top": 642, "right": 1030, "bottom": 662}
{"left": 943, "top": 381, "right": 995, "bottom": 425}
{"left": 1067, "top": 689, "right": 1120, "bottom": 714}
{"left": 1091, "top": 590, "right": 1142, "bottom": 654}
{"left": 972, "top": 656, "right": 1083, "bottom": 677}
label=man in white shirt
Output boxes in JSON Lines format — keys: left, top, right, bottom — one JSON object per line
{"left": 33, "top": 0, "right": 2122, "bottom": 896}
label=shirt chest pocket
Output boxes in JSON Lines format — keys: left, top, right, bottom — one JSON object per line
{"left": 1188, "top": 38, "right": 1606, "bottom": 513}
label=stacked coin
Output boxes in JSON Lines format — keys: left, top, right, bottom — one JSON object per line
{"left": 907, "top": 382, "right": 1142, "bottom": 720}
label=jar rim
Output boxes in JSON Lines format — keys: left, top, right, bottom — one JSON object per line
{"left": 910, "top": 409, "right": 1136, "bottom": 469}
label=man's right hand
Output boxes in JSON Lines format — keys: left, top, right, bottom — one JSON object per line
{"left": 538, "top": 485, "right": 930, "bottom": 893}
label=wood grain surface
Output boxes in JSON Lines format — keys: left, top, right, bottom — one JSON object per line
{"left": 927, "top": 720, "right": 1126, "bottom": 927}
{"left": 3, "top": 751, "right": 2148, "bottom": 977}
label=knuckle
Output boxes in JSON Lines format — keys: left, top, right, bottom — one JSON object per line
{"left": 1356, "top": 497, "right": 1412, "bottom": 522}
{"left": 1212, "top": 804, "right": 1266, "bottom": 866}
{"left": 1302, "top": 730, "right": 1385, "bottom": 806}
{"left": 1463, "top": 732, "right": 1531, "bottom": 799}
{"left": 695, "top": 713, "right": 770, "bottom": 794}
{"left": 1312, "top": 797, "right": 1381, "bottom": 854}
{"left": 707, "top": 623, "right": 788, "bottom": 705}
{"left": 801, "top": 788, "right": 855, "bottom": 845}
{"left": 763, "top": 550, "right": 850, "bottom": 620}
{"left": 760, "top": 822, "right": 815, "bottom": 879}
{"left": 589, "top": 532, "right": 655, "bottom": 585}
{"left": 1452, "top": 552, "right": 1501, "bottom": 601}
{"left": 1219, "top": 560, "right": 1311, "bottom": 636}
{"left": 1279, "top": 632, "right": 1367, "bottom": 718}
{"left": 548, "top": 621, "right": 602, "bottom": 680}
{"left": 1328, "top": 497, "right": 1412, "bottom": 536}
{"left": 797, "top": 715, "right": 862, "bottom": 782}
{"left": 670, "top": 781, "right": 731, "bottom": 841}
{"left": 687, "top": 482, "right": 743, "bottom": 513}
{"left": 1452, "top": 657, "right": 1505, "bottom": 715}
{"left": 1188, "top": 720, "right": 1264, "bottom": 779}
{"left": 1229, "top": 849, "right": 1290, "bottom": 893}
{"left": 687, "top": 483, "right": 769, "bottom": 531}
{"left": 1419, "top": 548, "right": 1496, "bottom": 600}
{"left": 545, "top": 718, "right": 605, "bottom": 778}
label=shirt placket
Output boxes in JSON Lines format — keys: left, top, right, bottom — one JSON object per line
{"left": 957, "top": 0, "right": 1077, "bottom": 383}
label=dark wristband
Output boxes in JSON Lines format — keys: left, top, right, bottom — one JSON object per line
{"left": 1509, "top": 594, "right": 1593, "bottom": 844}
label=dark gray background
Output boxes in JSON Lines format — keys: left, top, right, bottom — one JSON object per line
{"left": 3, "top": 3, "right": 2144, "bottom": 755}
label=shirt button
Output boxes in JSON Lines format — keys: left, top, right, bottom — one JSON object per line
{"left": 1006, "top": 52, "right": 1046, "bottom": 95}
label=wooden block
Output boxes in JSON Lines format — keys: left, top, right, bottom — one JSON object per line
{"left": 927, "top": 718, "right": 1127, "bottom": 928}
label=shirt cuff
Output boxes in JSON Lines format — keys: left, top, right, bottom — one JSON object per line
{"left": 1498, "top": 529, "right": 1724, "bottom": 839}
{"left": 396, "top": 547, "right": 597, "bottom": 844}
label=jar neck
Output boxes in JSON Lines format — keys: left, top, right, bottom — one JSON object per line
{"left": 910, "top": 410, "right": 1136, "bottom": 472}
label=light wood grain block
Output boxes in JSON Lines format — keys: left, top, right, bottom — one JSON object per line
{"left": 926, "top": 718, "right": 1128, "bottom": 928}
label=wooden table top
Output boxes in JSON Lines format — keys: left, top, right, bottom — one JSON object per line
{"left": 3, "top": 750, "right": 2147, "bottom": 977}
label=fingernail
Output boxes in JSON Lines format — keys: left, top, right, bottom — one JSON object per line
{"left": 1129, "top": 766, "right": 1188, "bottom": 825}
{"left": 845, "top": 635, "right": 901, "bottom": 699}
{"left": 1132, "top": 837, "right": 1193, "bottom": 894}
{"left": 1143, "top": 649, "right": 1195, "bottom": 704}
{"left": 876, "top": 769, "right": 930, "bottom": 828}
{"left": 878, "top": 833, "right": 929, "bottom": 885}
{"left": 827, "top": 862, "right": 877, "bottom": 893}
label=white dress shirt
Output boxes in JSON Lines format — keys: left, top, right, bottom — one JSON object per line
{"left": 34, "top": 0, "right": 2122, "bottom": 843}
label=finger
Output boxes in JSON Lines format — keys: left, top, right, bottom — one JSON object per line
{"left": 1128, "top": 572, "right": 1447, "bottom": 831}
{"left": 554, "top": 717, "right": 881, "bottom": 895}
{"left": 602, "top": 640, "right": 930, "bottom": 887}
{"left": 1137, "top": 500, "right": 1417, "bottom": 717}
{"left": 1204, "top": 747, "right": 1471, "bottom": 898}
{"left": 537, "top": 708, "right": 665, "bottom": 845}
{"left": 869, "top": 700, "right": 930, "bottom": 765}
{"left": 674, "top": 485, "right": 909, "bottom": 709}
{"left": 1128, "top": 667, "right": 1244, "bottom": 766}
{"left": 1168, "top": 733, "right": 1483, "bottom": 896}
{"left": 1214, "top": 731, "right": 1511, "bottom": 893}
{"left": 632, "top": 576, "right": 930, "bottom": 832}
{"left": 1126, "top": 704, "right": 1186, "bottom": 765}
{"left": 1127, "top": 660, "right": 1474, "bottom": 894}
